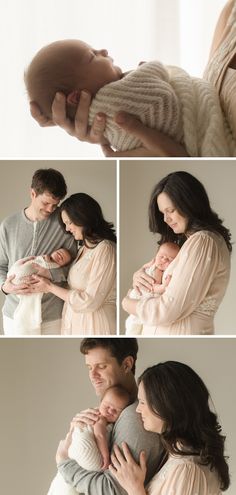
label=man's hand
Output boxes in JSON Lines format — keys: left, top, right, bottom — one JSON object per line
{"left": 2, "top": 275, "right": 35, "bottom": 295}
{"left": 70, "top": 408, "right": 100, "bottom": 429}
{"left": 56, "top": 431, "right": 72, "bottom": 464}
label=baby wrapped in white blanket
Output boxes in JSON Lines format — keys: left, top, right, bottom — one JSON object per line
{"left": 8, "top": 248, "right": 71, "bottom": 334}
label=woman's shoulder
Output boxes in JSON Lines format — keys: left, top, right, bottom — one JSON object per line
{"left": 185, "top": 230, "right": 228, "bottom": 250}
{"left": 95, "top": 239, "right": 116, "bottom": 253}
{"left": 148, "top": 454, "right": 221, "bottom": 494}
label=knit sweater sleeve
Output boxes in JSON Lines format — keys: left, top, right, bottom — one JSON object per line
{"left": 89, "top": 61, "right": 182, "bottom": 151}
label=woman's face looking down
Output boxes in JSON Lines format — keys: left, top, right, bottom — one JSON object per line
{"left": 61, "top": 210, "right": 84, "bottom": 241}
{"left": 157, "top": 192, "right": 188, "bottom": 234}
{"left": 136, "top": 381, "right": 164, "bottom": 434}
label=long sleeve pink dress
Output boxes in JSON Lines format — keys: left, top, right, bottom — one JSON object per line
{"left": 61, "top": 240, "right": 116, "bottom": 334}
{"left": 135, "top": 231, "right": 230, "bottom": 335}
{"left": 147, "top": 454, "right": 221, "bottom": 495}
{"left": 204, "top": 0, "right": 236, "bottom": 142}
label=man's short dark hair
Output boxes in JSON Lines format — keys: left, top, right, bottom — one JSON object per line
{"left": 31, "top": 168, "right": 67, "bottom": 199}
{"left": 80, "top": 338, "right": 138, "bottom": 374}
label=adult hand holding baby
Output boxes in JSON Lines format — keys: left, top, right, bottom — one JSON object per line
{"left": 56, "top": 431, "right": 73, "bottom": 465}
{"left": 30, "top": 90, "right": 108, "bottom": 144}
{"left": 71, "top": 407, "right": 100, "bottom": 429}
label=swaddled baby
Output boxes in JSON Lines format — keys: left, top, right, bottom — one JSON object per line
{"left": 8, "top": 248, "right": 71, "bottom": 334}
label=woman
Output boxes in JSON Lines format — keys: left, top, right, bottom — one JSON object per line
{"left": 33, "top": 193, "right": 116, "bottom": 334}
{"left": 108, "top": 361, "right": 230, "bottom": 495}
{"left": 30, "top": 1, "right": 236, "bottom": 157}
{"left": 122, "top": 171, "right": 232, "bottom": 335}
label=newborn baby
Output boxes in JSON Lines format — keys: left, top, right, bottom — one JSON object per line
{"left": 8, "top": 248, "right": 71, "bottom": 335}
{"left": 125, "top": 242, "right": 180, "bottom": 335}
{"left": 47, "top": 385, "right": 131, "bottom": 495}
{"left": 25, "top": 39, "right": 235, "bottom": 156}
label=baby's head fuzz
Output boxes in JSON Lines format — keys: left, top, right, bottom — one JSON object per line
{"left": 25, "top": 40, "right": 85, "bottom": 120}
{"left": 99, "top": 385, "right": 131, "bottom": 423}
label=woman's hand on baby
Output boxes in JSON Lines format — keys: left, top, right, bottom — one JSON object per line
{"left": 71, "top": 407, "right": 100, "bottom": 429}
{"left": 29, "top": 275, "right": 52, "bottom": 293}
{"left": 109, "top": 443, "right": 147, "bottom": 495}
{"left": 56, "top": 431, "right": 72, "bottom": 464}
{"left": 102, "top": 112, "right": 188, "bottom": 157}
{"left": 31, "top": 264, "right": 51, "bottom": 279}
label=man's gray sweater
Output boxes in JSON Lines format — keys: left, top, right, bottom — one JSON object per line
{"left": 0, "top": 209, "right": 77, "bottom": 322}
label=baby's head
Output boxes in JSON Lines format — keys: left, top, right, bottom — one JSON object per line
{"left": 50, "top": 248, "right": 72, "bottom": 266}
{"left": 155, "top": 242, "right": 180, "bottom": 271}
{"left": 99, "top": 385, "right": 131, "bottom": 423}
{"left": 25, "top": 39, "right": 122, "bottom": 120}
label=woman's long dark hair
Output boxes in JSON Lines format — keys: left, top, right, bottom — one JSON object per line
{"left": 148, "top": 171, "right": 232, "bottom": 251}
{"left": 59, "top": 193, "right": 116, "bottom": 247}
{"left": 138, "top": 361, "right": 230, "bottom": 491}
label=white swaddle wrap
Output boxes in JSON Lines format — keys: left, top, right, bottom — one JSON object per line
{"left": 8, "top": 256, "right": 58, "bottom": 334}
{"left": 47, "top": 424, "right": 113, "bottom": 495}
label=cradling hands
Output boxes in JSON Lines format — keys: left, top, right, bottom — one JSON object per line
{"left": 30, "top": 91, "right": 108, "bottom": 145}
{"left": 70, "top": 407, "right": 100, "bottom": 430}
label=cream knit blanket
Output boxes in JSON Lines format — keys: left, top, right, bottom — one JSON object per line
{"left": 89, "top": 61, "right": 236, "bottom": 156}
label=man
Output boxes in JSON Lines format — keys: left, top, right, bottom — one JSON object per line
{"left": 0, "top": 168, "right": 76, "bottom": 335}
{"left": 56, "top": 338, "right": 164, "bottom": 495}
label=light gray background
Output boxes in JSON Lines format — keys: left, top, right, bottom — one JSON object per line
{"left": 120, "top": 160, "right": 236, "bottom": 334}
{"left": 0, "top": 337, "right": 235, "bottom": 495}
{"left": 0, "top": 160, "right": 116, "bottom": 334}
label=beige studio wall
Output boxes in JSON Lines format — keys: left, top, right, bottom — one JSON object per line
{"left": 0, "top": 159, "right": 116, "bottom": 335}
{"left": 0, "top": 337, "right": 235, "bottom": 495}
{"left": 120, "top": 159, "right": 236, "bottom": 334}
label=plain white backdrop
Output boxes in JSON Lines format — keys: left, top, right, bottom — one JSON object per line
{"left": 0, "top": 0, "right": 226, "bottom": 157}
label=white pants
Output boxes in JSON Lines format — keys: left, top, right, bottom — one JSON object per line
{"left": 3, "top": 315, "right": 62, "bottom": 335}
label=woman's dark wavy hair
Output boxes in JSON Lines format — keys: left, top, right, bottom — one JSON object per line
{"left": 148, "top": 171, "right": 232, "bottom": 251}
{"left": 59, "top": 193, "right": 116, "bottom": 247}
{"left": 138, "top": 361, "right": 230, "bottom": 491}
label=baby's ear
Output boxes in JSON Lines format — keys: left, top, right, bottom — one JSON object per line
{"left": 67, "top": 90, "right": 80, "bottom": 106}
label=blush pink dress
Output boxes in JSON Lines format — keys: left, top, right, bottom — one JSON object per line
{"left": 135, "top": 231, "right": 230, "bottom": 335}
{"left": 204, "top": 0, "right": 236, "bottom": 142}
{"left": 61, "top": 240, "right": 116, "bottom": 334}
{"left": 147, "top": 454, "right": 221, "bottom": 495}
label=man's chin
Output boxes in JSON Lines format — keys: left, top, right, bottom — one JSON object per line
{"left": 93, "top": 383, "right": 105, "bottom": 396}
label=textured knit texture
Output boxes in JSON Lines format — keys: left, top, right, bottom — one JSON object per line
{"left": 89, "top": 60, "right": 236, "bottom": 156}
{"left": 47, "top": 425, "right": 113, "bottom": 495}
{"left": 89, "top": 61, "right": 182, "bottom": 151}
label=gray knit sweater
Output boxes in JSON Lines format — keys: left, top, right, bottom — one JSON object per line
{"left": 0, "top": 209, "right": 77, "bottom": 322}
